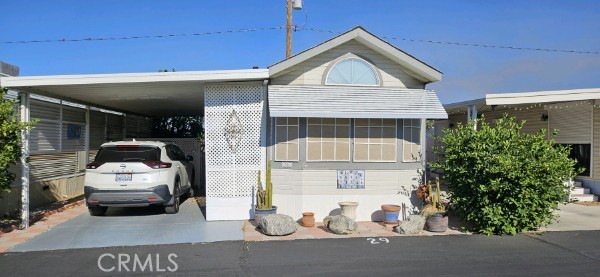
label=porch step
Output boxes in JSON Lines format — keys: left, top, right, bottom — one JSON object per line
{"left": 563, "top": 181, "right": 582, "bottom": 187}
{"left": 571, "top": 187, "right": 590, "bottom": 194}
{"left": 571, "top": 194, "right": 599, "bottom": 202}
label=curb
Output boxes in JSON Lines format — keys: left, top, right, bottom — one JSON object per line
{"left": 0, "top": 199, "right": 85, "bottom": 234}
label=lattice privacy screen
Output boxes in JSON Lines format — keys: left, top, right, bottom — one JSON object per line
{"left": 204, "top": 84, "right": 263, "bottom": 198}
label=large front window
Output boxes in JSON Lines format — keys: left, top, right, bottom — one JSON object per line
{"left": 275, "top": 117, "right": 299, "bottom": 161}
{"left": 307, "top": 118, "right": 351, "bottom": 161}
{"left": 353, "top": 119, "right": 397, "bottom": 162}
{"left": 403, "top": 119, "right": 422, "bottom": 162}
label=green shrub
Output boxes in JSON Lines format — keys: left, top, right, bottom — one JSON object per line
{"left": 430, "top": 115, "right": 580, "bottom": 235}
{"left": 1, "top": 87, "right": 36, "bottom": 193}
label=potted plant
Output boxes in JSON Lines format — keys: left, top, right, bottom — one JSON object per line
{"left": 255, "top": 161, "right": 277, "bottom": 224}
{"left": 421, "top": 178, "right": 448, "bottom": 232}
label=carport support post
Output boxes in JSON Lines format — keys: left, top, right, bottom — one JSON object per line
{"left": 85, "top": 106, "right": 90, "bottom": 162}
{"left": 19, "top": 91, "right": 31, "bottom": 229}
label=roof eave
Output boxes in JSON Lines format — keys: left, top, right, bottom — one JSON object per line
{"left": 486, "top": 88, "right": 600, "bottom": 105}
{"left": 0, "top": 69, "right": 270, "bottom": 88}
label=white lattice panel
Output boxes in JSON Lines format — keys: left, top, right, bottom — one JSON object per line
{"left": 204, "top": 84, "right": 264, "bottom": 199}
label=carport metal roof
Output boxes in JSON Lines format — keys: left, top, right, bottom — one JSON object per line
{"left": 0, "top": 69, "right": 269, "bottom": 116}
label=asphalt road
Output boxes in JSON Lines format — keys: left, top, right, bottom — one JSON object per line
{"left": 1, "top": 231, "right": 600, "bottom": 276}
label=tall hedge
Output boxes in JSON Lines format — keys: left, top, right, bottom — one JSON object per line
{"left": 430, "top": 115, "right": 579, "bottom": 235}
{"left": 0, "top": 87, "right": 36, "bottom": 193}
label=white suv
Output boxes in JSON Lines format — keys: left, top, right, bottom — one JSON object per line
{"left": 84, "top": 141, "right": 195, "bottom": 216}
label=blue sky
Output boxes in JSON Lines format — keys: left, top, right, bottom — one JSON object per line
{"left": 1, "top": 0, "right": 598, "bottom": 103}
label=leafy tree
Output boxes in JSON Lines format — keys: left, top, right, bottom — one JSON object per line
{"left": 430, "top": 115, "right": 580, "bottom": 235}
{"left": 0, "top": 87, "right": 36, "bottom": 193}
{"left": 151, "top": 116, "right": 203, "bottom": 138}
{"left": 151, "top": 68, "right": 204, "bottom": 151}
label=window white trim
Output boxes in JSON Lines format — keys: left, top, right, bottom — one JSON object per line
{"left": 324, "top": 57, "right": 380, "bottom": 87}
{"left": 402, "top": 119, "right": 422, "bottom": 162}
{"left": 353, "top": 119, "right": 397, "bottom": 163}
{"left": 306, "top": 118, "right": 351, "bottom": 162}
{"left": 274, "top": 117, "right": 300, "bottom": 162}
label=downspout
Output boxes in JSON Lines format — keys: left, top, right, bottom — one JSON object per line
{"left": 261, "top": 79, "right": 269, "bottom": 186}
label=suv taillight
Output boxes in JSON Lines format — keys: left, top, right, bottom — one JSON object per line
{"left": 143, "top": 161, "right": 172, "bottom": 169}
{"left": 86, "top": 161, "right": 103, "bottom": 169}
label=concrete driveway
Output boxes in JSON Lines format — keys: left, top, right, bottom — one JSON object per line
{"left": 9, "top": 198, "right": 244, "bottom": 252}
{"left": 544, "top": 203, "right": 600, "bottom": 231}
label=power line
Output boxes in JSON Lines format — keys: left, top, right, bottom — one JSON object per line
{"left": 3, "top": 25, "right": 598, "bottom": 55}
{"left": 1, "top": 26, "right": 286, "bottom": 44}
{"left": 296, "top": 27, "right": 599, "bottom": 55}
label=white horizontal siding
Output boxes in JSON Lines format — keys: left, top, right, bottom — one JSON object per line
{"left": 268, "top": 85, "right": 447, "bottom": 119}
{"left": 272, "top": 169, "right": 419, "bottom": 196}
{"left": 30, "top": 152, "right": 78, "bottom": 181}
{"left": 550, "top": 104, "right": 592, "bottom": 144}
{"left": 271, "top": 40, "right": 425, "bottom": 88}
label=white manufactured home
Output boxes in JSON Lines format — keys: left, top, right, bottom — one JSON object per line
{"left": 1, "top": 27, "right": 447, "bottom": 223}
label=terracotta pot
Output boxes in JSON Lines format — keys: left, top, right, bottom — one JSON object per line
{"left": 301, "top": 212, "right": 315, "bottom": 227}
{"left": 381, "top": 204, "right": 401, "bottom": 224}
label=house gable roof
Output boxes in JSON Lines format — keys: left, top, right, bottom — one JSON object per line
{"left": 269, "top": 26, "right": 442, "bottom": 83}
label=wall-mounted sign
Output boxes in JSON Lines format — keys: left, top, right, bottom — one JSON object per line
{"left": 67, "top": 124, "right": 81, "bottom": 140}
{"left": 337, "top": 170, "right": 365, "bottom": 189}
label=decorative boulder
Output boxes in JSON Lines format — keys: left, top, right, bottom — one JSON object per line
{"left": 323, "top": 215, "right": 357, "bottom": 234}
{"left": 259, "top": 214, "right": 298, "bottom": 236}
{"left": 395, "top": 215, "right": 426, "bottom": 235}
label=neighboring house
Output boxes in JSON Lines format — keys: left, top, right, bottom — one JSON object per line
{"left": 1, "top": 27, "right": 447, "bottom": 222}
{"left": 432, "top": 88, "right": 600, "bottom": 201}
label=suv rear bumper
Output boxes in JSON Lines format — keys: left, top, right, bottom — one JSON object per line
{"left": 84, "top": 185, "right": 173, "bottom": 207}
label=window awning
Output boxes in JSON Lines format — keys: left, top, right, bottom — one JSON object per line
{"left": 268, "top": 85, "right": 448, "bottom": 119}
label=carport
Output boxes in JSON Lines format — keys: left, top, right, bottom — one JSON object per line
{"left": 1, "top": 69, "right": 269, "bottom": 228}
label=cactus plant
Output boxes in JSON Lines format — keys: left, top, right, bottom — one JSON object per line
{"left": 421, "top": 178, "right": 445, "bottom": 217}
{"left": 256, "top": 161, "right": 273, "bottom": 210}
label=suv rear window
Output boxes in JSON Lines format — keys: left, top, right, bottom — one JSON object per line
{"left": 94, "top": 146, "right": 161, "bottom": 163}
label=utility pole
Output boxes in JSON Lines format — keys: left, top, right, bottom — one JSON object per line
{"left": 286, "top": 0, "right": 303, "bottom": 58}
{"left": 286, "top": 0, "right": 293, "bottom": 58}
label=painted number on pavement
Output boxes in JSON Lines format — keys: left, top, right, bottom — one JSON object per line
{"left": 367, "top": 238, "right": 389, "bottom": 244}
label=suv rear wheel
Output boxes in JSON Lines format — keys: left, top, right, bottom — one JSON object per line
{"left": 165, "top": 181, "right": 180, "bottom": 214}
{"left": 88, "top": 206, "right": 108, "bottom": 216}
{"left": 187, "top": 172, "right": 195, "bottom": 198}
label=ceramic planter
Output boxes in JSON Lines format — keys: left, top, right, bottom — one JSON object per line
{"left": 381, "top": 204, "right": 401, "bottom": 224}
{"left": 425, "top": 211, "right": 449, "bottom": 232}
{"left": 301, "top": 212, "right": 315, "bottom": 227}
{"left": 338, "top": 201, "right": 359, "bottom": 220}
{"left": 254, "top": 206, "right": 278, "bottom": 225}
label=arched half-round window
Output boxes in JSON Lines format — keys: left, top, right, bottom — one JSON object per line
{"left": 325, "top": 58, "right": 380, "bottom": 86}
